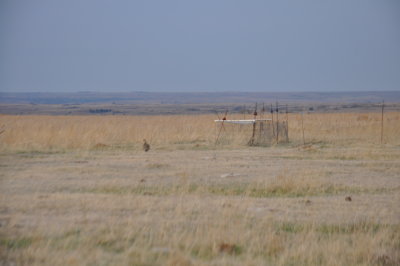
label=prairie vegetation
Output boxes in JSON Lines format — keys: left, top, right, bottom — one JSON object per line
{"left": 0, "top": 112, "right": 399, "bottom": 151}
{"left": 0, "top": 112, "right": 399, "bottom": 265}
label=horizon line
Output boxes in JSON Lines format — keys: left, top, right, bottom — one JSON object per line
{"left": 1, "top": 90, "right": 400, "bottom": 94}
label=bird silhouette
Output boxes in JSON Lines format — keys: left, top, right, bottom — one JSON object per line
{"left": 143, "top": 139, "right": 150, "bottom": 152}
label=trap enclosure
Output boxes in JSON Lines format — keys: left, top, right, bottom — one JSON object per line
{"left": 215, "top": 119, "right": 289, "bottom": 146}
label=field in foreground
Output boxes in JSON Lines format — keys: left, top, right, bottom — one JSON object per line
{"left": 0, "top": 113, "right": 399, "bottom": 265}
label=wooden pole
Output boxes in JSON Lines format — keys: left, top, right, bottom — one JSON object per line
{"left": 249, "top": 103, "right": 257, "bottom": 146}
{"left": 259, "top": 103, "right": 264, "bottom": 138}
{"left": 250, "top": 121, "right": 256, "bottom": 146}
{"left": 301, "top": 110, "right": 305, "bottom": 146}
{"left": 271, "top": 104, "right": 275, "bottom": 139}
{"left": 381, "top": 100, "right": 384, "bottom": 144}
{"left": 276, "top": 101, "right": 279, "bottom": 143}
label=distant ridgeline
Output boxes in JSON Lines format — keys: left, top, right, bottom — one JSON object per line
{"left": 0, "top": 91, "right": 399, "bottom": 115}
{"left": 1, "top": 91, "right": 400, "bottom": 105}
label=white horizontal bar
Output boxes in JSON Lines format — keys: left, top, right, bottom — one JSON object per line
{"left": 214, "top": 119, "right": 272, "bottom": 124}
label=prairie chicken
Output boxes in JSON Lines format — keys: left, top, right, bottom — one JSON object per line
{"left": 143, "top": 139, "right": 150, "bottom": 152}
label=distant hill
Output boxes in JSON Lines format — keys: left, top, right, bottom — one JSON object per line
{"left": 1, "top": 91, "right": 399, "bottom": 115}
{"left": 1, "top": 91, "right": 399, "bottom": 105}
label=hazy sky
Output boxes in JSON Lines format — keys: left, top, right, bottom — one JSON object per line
{"left": 0, "top": 0, "right": 399, "bottom": 92}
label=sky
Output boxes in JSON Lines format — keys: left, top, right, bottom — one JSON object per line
{"left": 0, "top": 0, "right": 399, "bottom": 92}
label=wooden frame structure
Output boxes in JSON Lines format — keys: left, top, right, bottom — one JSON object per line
{"left": 214, "top": 118, "right": 288, "bottom": 146}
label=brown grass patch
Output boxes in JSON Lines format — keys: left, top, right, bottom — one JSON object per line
{"left": 0, "top": 112, "right": 399, "bottom": 151}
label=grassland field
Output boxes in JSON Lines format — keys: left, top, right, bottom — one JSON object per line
{"left": 0, "top": 112, "right": 399, "bottom": 265}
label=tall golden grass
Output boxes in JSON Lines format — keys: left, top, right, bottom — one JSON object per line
{"left": 0, "top": 112, "right": 399, "bottom": 151}
{"left": 1, "top": 112, "right": 400, "bottom": 265}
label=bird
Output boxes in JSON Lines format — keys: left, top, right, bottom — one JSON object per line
{"left": 143, "top": 139, "right": 150, "bottom": 152}
{"left": 345, "top": 196, "right": 352, "bottom": 202}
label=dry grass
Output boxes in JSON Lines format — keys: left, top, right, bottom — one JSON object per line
{"left": 0, "top": 112, "right": 399, "bottom": 151}
{"left": 0, "top": 112, "right": 400, "bottom": 265}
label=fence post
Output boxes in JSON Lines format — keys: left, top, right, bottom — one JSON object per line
{"left": 276, "top": 101, "right": 279, "bottom": 143}
{"left": 271, "top": 104, "right": 275, "bottom": 138}
{"left": 381, "top": 100, "right": 385, "bottom": 144}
